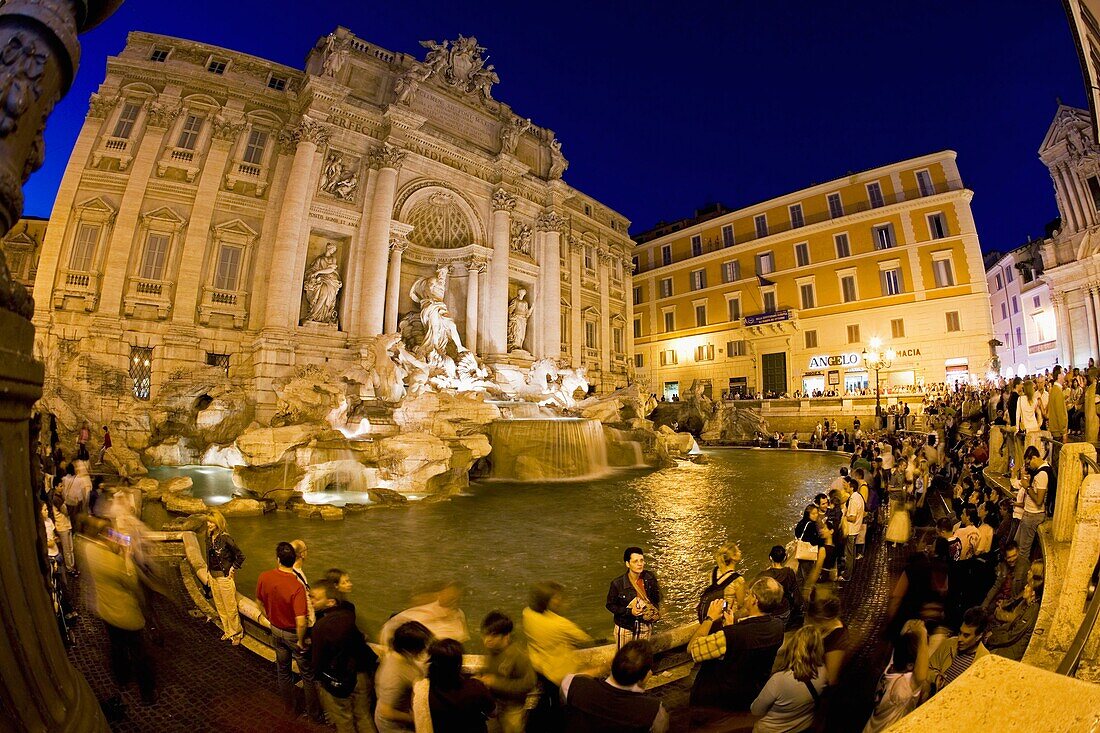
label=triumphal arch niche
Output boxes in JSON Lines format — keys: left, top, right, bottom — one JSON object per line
{"left": 32, "top": 26, "right": 635, "bottom": 428}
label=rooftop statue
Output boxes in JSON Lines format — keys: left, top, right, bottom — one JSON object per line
{"left": 419, "top": 35, "right": 499, "bottom": 101}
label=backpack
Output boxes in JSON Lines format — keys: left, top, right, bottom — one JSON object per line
{"left": 696, "top": 568, "right": 740, "bottom": 623}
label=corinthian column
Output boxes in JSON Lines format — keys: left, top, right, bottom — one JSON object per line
{"left": 598, "top": 247, "right": 613, "bottom": 374}
{"left": 262, "top": 118, "right": 329, "bottom": 329}
{"left": 465, "top": 256, "right": 488, "bottom": 353}
{"left": 384, "top": 235, "right": 408, "bottom": 333}
{"left": 1089, "top": 285, "right": 1100, "bottom": 359}
{"left": 536, "top": 210, "right": 565, "bottom": 359}
{"left": 623, "top": 255, "right": 636, "bottom": 361}
{"left": 1052, "top": 292, "right": 1073, "bottom": 366}
{"left": 568, "top": 235, "right": 584, "bottom": 367}
{"left": 359, "top": 144, "right": 406, "bottom": 336}
{"left": 487, "top": 188, "right": 515, "bottom": 356}
{"left": 0, "top": 1, "right": 122, "bottom": 731}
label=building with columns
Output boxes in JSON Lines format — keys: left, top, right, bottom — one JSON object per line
{"left": 984, "top": 241, "right": 1057, "bottom": 377}
{"left": 631, "top": 151, "right": 995, "bottom": 400}
{"left": 31, "top": 29, "right": 634, "bottom": 420}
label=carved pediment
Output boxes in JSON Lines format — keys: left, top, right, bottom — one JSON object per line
{"left": 75, "top": 196, "right": 117, "bottom": 217}
{"left": 211, "top": 218, "right": 258, "bottom": 243}
{"left": 141, "top": 206, "right": 186, "bottom": 227}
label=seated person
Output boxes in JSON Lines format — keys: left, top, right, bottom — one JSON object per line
{"left": 986, "top": 561, "right": 1044, "bottom": 662}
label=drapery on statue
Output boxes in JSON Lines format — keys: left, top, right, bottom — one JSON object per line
{"left": 507, "top": 288, "right": 532, "bottom": 352}
{"left": 302, "top": 242, "right": 342, "bottom": 324}
{"left": 409, "top": 265, "right": 466, "bottom": 361}
{"left": 499, "top": 115, "right": 531, "bottom": 155}
{"left": 321, "top": 34, "right": 348, "bottom": 78}
{"left": 548, "top": 138, "right": 568, "bottom": 179}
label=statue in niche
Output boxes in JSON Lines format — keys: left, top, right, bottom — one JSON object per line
{"left": 548, "top": 138, "right": 568, "bottom": 179}
{"left": 302, "top": 242, "right": 342, "bottom": 324}
{"left": 321, "top": 34, "right": 349, "bottom": 78}
{"left": 507, "top": 288, "right": 533, "bottom": 352}
{"left": 410, "top": 265, "right": 466, "bottom": 361}
{"left": 319, "top": 151, "right": 359, "bottom": 200}
{"left": 499, "top": 116, "right": 531, "bottom": 155}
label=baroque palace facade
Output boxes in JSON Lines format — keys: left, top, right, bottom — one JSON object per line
{"left": 31, "top": 29, "right": 634, "bottom": 419}
{"left": 631, "top": 152, "right": 994, "bottom": 400}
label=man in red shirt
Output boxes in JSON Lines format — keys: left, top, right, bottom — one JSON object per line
{"left": 257, "top": 541, "right": 320, "bottom": 720}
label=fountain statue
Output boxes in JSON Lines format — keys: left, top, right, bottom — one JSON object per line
{"left": 302, "top": 242, "right": 342, "bottom": 324}
{"left": 507, "top": 288, "right": 532, "bottom": 352}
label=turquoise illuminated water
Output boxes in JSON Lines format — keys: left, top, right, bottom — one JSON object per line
{"left": 153, "top": 449, "right": 845, "bottom": 643}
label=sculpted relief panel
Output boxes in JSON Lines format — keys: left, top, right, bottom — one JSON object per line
{"left": 319, "top": 150, "right": 361, "bottom": 202}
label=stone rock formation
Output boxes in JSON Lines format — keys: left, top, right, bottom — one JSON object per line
{"left": 102, "top": 444, "right": 147, "bottom": 478}
{"left": 700, "top": 403, "right": 770, "bottom": 444}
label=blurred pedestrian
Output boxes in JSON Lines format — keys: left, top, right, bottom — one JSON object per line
{"left": 524, "top": 581, "right": 593, "bottom": 732}
{"left": 381, "top": 581, "right": 469, "bottom": 646}
{"left": 376, "top": 620, "right": 431, "bottom": 733}
{"left": 477, "top": 611, "right": 535, "bottom": 733}
{"left": 412, "top": 638, "right": 494, "bottom": 731}
{"left": 310, "top": 578, "right": 379, "bottom": 733}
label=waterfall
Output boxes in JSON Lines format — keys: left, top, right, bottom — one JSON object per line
{"left": 487, "top": 418, "right": 610, "bottom": 481}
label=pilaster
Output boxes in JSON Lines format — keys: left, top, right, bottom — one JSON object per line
{"left": 358, "top": 143, "right": 405, "bottom": 336}
{"left": 536, "top": 209, "right": 565, "bottom": 359}
{"left": 486, "top": 188, "right": 514, "bottom": 356}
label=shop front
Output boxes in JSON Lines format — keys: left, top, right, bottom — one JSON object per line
{"left": 845, "top": 369, "right": 868, "bottom": 393}
{"left": 801, "top": 372, "right": 825, "bottom": 395}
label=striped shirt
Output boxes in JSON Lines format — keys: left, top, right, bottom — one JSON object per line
{"left": 942, "top": 649, "right": 976, "bottom": 687}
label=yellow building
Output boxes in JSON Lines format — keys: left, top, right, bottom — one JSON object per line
{"left": 631, "top": 151, "right": 994, "bottom": 400}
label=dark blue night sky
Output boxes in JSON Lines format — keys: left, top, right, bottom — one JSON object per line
{"left": 29, "top": 1, "right": 1084, "bottom": 251}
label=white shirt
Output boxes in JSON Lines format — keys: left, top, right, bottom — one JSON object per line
{"left": 1024, "top": 465, "right": 1050, "bottom": 514}
{"left": 952, "top": 525, "right": 980, "bottom": 559}
{"left": 1017, "top": 395, "right": 1041, "bottom": 432}
{"left": 846, "top": 492, "right": 866, "bottom": 536}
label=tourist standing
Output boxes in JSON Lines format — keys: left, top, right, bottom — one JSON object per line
{"left": 805, "top": 591, "right": 848, "bottom": 687}
{"left": 843, "top": 484, "right": 865, "bottom": 581}
{"left": 1016, "top": 381, "right": 1043, "bottom": 460}
{"left": 77, "top": 420, "right": 90, "bottom": 461}
{"left": 412, "top": 638, "right": 494, "bottom": 732}
{"left": 256, "top": 542, "right": 321, "bottom": 721}
{"left": 755, "top": 545, "right": 802, "bottom": 629}
{"left": 381, "top": 581, "right": 469, "bottom": 646}
{"left": 376, "top": 621, "right": 431, "bottom": 733}
{"left": 63, "top": 461, "right": 90, "bottom": 518}
{"left": 523, "top": 581, "right": 593, "bottom": 732}
{"left": 310, "top": 579, "right": 379, "bottom": 733}
{"left": 884, "top": 457, "right": 911, "bottom": 547}
{"left": 291, "top": 538, "right": 316, "bottom": 627}
{"left": 561, "top": 640, "right": 669, "bottom": 733}
{"left": 1048, "top": 366, "right": 1068, "bottom": 469}
{"left": 862, "top": 621, "right": 928, "bottom": 733}
{"left": 750, "top": 626, "right": 827, "bottom": 733}
{"left": 98, "top": 424, "right": 112, "bottom": 464}
{"left": 51, "top": 493, "right": 76, "bottom": 574}
{"left": 606, "top": 546, "right": 662, "bottom": 647}
{"left": 794, "top": 505, "right": 826, "bottom": 598}
{"left": 702, "top": 542, "right": 746, "bottom": 620}
{"left": 205, "top": 510, "right": 245, "bottom": 644}
{"left": 1015, "top": 447, "right": 1051, "bottom": 571}
{"left": 477, "top": 611, "right": 535, "bottom": 733}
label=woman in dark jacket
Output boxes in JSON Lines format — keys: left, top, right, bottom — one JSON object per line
{"left": 206, "top": 509, "right": 245, "bottom": 644}
{"left": 413, "top": 638, "right": 494, "bottom": 732}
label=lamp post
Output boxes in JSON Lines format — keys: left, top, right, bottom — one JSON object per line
{"left": 862, "top": 337, "right": 895, "bottom": 429}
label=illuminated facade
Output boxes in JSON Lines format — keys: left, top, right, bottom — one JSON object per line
{"left": 985, "top": 243, "right": 1056, "bottom": 377}
{"left": 631, "top": 151, "right": 994, "bottom": 399}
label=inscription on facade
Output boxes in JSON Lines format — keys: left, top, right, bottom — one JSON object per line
{"left": 411, "top": 89, "right": 498, "bottom": 150}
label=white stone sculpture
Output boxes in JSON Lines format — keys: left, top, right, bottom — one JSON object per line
{"left": 302, "top": 243, "right": 342, "bottom": 324}
{"left": 509, "top": 222, "right": 532, "bottom": 256}
{"left": 507, "top": 289, "right": 533, "bottom": 352}
{"left": 548, "top": 138, "right": 568, "bottom": 179}
{"left": 418, "top": 35, "right": 499, "bottom": 100}
{"left": 499, "top": 115, "right": 531, "bottom": 155}
{"left": 319, "top": 151, "right": 359, "bottom": 200}
{"left": 410, "top": 265, "right": 466, "bottom": 361}
{"left": 321, "top": 34, "right": 348, "bottom": 78}
{"left": 368, "top": 333, "right": 408, "bottom": 404}
{"left": 543, "top": 366, "right": 589, "bottom": 409}
{"left": 393, "top": 68, "right": 423, "bottom": 105}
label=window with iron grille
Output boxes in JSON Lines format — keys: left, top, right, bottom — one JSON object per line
{"left": 130, "top": 346, "right": 153, "bottom": 400}
{"left": 206, "top": 352, "right": 230, "bottom": 376}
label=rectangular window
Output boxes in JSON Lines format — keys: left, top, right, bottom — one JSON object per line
{"left": 205, "top": 352, "right": 230, "bottom": 376}
{"left": 691, "top": 235, "right": 702, "bottom": 257}
{"left": 932, "top": 258, "right": 955, "bottom": 288}
{"left": 840, "top": 274, "right": 857, "bottom": 303}
{"left": 695, "top": 344, "right": 715, "bottom": 362}
{"left": 633, "top": 318, "right": 642, "bottom": 338}
{"left": 690, "top": 269, "right": 707, "bottom": 291}
{"left": 834, "top": 233, "right": 851, "bottom": 258}
{"left": 1015, "top": 326, "right": 1023, "bottom": 346}
{"left": 1011, "top": 296, "right": 1019, "bottom": 314}
{"left": 995, "top": 273, "right": 1003, "bottom": 290}
{"left": 213, "top": 244, "right": 243, "bottom": 291}
{"left": 756, "top": 251, "right": 774, "bottom": 275}
{"left": 112, "top": 102, "right": 141, "bottom": 139}
{"left": 130, "top": 346, "right": 152, "bottom": 400}
{"left": 847, "top": 324, "right": 861, "bottom": 343}
{"left": 1005, "top": 267, "right": 1014, "bottom": 283}
{"left": 139, "top": 232, "right": 170, "bottom": 280}
{"left": 873, "top": 223, "right": 895, "bottom": 250}
{"left": 1000, "top": 302, "right": 1007, "bottom": 319}
{"left": 69, "top": 224, "right": 100, "bottom": 272}
{"left": 763, "top": 290, "right": 777, "bottom": 313}
{"left": 177, "top": 114, "right": 203, "bottom": 150}
{"left": 661, "top": 245, "right": 672, "bottom": 266}
{"left": 799, "top": 283, "right": 815, "bottom": 309}
{"left": 584, "top": 204, "right": 592, "bottom": 216}
{"left": 207, "top": 58, "right": 227, "bottom": 75}
{"left": 584, "top": 246, "right": 594, "bottom": 271}
{"left": 634, "top": 353, "right": 644, "bottom": 368}
{"left": 754, "top": 214, "right": 768, "bottom": 238}
{"left": 827, "top": 192, "right": 844, "bottom": 219}
{"left": 659, "top": 349, "right": 678, "bottom": 366}
{"left": 789, "top": 203, "right": 805, "bottom": 228}
{"left": 585, "top": 321, "right": 597, "bottom": 348}
{"left": 659, "top": 278, "right": 672, "bottom": 298}
{"left": 867, "top": 181, "right": 885, "bottom": 208}
{"left": 267, "top": 75, "right": 287, "bottom": 91}
{"left": 722, "top": 224, "right": 734, "bottom": 248}
{"left": 695, "top": 304, "right": 707, "bottom": 327}
{"left": 916, "top": 169, "right": 935, "bottom": 197}
{"left": 891, "top": 318, "right": 905, "bottom": 338}
{"left": 243, "top": 129, "right": 268, "bottom": 165}
{"left": 881, "top": 267, "right": 903, "bottom": 296}
{"left": 727, "top": 340, "right": 746, "bottom": 357}
{"left": 633, "top": 286, "right": 642, "bottom": 305}
{"left": 150, "top": 47, "right": 170, "bottom": 62}
{"left": 632, "top": 256, "right": 639, "bottom": 272}
{"left": 613, "top": 327, "right": 624, "bottom": 354}
{"left": 722, "top": 260, "right": 741, "bottom": 283}
{"left": 727, "top": 297, "right": 741, "bottom": 322}
{"left": 946, "top": 311, "right": 961, "bottom": 332}
{"left": 795, "top": 242, "right": 810, "bottom": 267}
{"left": 805, "top": 330, "right": 818, "bottom": 348}
{"left": 1033, "top": 296, "right": 1041, "bottom": 308}
{"left": 928, "top": 212, "right": 948, "bottom": 239}
{"left": 664, "top": 311, "right": 675, "bottom": 332}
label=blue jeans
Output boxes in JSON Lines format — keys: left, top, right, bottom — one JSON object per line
{"left": 271, "top": 626, "right": 320, "bottom": 718}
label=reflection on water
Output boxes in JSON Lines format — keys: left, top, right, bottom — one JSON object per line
{"left": 160, "top": 449, "right": 845, "bottom": 646}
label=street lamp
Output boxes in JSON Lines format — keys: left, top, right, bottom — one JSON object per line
{"left": 862, "top": 337, "right": 896, "bottom": 427}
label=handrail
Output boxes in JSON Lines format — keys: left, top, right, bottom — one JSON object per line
{"left": 1056, "top": 553, "right": 1100, "bottom": 676}
{"left": 1082, "top": 452, "right": 1100, "bottom": 475}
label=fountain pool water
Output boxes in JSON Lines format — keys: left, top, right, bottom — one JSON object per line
{"left": 146, "top": 449, "right": 846, "bottom": 647}
{"left": 487, "top": 417, "right": 610, "bottom": 481}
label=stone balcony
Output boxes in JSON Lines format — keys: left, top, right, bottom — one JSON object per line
{"left": 123, "top": 275, "right": 173, "bottom": 319}
{"left": 91, "top": 135, "right": 134, "bottom": 170}
{"left": 157, "top": 146, "right": 202, "bottom": 181}
{"left": 51, "top": 269, "right": 100, "bottom": 311}
{"left": 198, "top": 285, "right": 249, "bottom": 328}
{"left": 225, "top": 159, "right": 269, "bottom": 196}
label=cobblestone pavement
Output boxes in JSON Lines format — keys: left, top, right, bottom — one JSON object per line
{"left": 65, "top": 560, "right": 328, "bottom": 733}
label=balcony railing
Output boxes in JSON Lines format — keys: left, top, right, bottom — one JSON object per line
{"left": 158, "top": 146, "right": 202, "bottom": 181}
{"left": 52, "top": 269, "right": 100, "bottom": 311}
{"left": 198, "top": 285, "right": 248, "bottom": 328}
{"left": 124, "top": 276, "right": 173, "bottom": 319}
{"left": 225, "top": 159, "right": 270, "bottom": 196}
{"left": 92, "top": 136, "right": 134, "bottom": 169}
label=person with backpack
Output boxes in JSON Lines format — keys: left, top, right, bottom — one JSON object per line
{"left": 310, "top": 578, "right": 379, "bottom": 733}
{"left": 696, "top": 542, "right": 746, "bottom": 623}
{"left": 754, "top": 546, "right": 802, "bottom": 630}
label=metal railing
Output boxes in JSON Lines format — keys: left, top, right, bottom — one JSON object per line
{"left": 1057, "top": 553, "right": 1100, "bottom": 676}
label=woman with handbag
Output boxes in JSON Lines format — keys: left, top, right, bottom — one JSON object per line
{"left": 793, "top": 506, "right": 826, "bottom": 601}
{"left": 750, "top": 625, "right": 827, "bottom": 733}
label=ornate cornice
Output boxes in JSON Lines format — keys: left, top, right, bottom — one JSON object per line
{"left": 210, "top": 114, "right": 245, "bottom": 143}
{"left": 389, "top": 235, "right": 409, "bottom": 252}
{"left": 464, "top": 254, "right": 490, "bottom": 272}
{"left": 536, "top": 210, "right": 567, "bottom": 233}
{"left": 368, "top": 143, "right": 406, "bottom": 171}
{"left": 567, "top": 234, "right": 585, "bottom": 253}
{"left": 144, "top": 98, "right": 181, "bottom": 129}
{"left": 294, "top": 117, "right": 330, "bottom": 146}
{"left": 491, "top": 188, "right": 516, "bottom": 212}
{"left": 87, "top": 92, "right": 116, "bottom": 119}
{"left": 597, "top": 247, "right": 615, "bottom": 263}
